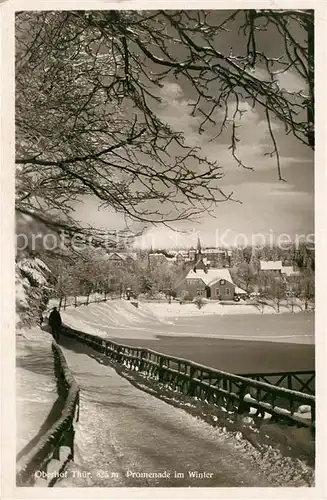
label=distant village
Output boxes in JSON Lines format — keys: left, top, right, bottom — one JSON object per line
{"left": 27, "top": 232, "right": 315, "bottom": 316}
{"left": 99, "top": 238, "right": 314, "bottom": 305}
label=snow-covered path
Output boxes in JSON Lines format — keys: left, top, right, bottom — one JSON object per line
{"left": 16, "top": 328, "right": 58, "bottom": 458}
{"left": 56, "top": 337, "right": 275, "bottom": 487}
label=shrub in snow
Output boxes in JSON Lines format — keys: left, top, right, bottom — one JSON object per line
{"left": 17, "top": 258, "right": 50, "bottom": 287}
{"left": 16, "top": 257, "right": 52, "bottom": 328}
{"left": 193, "top": 296, "right": 205, "bottom": 309}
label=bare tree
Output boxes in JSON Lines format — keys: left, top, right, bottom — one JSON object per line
{"left": 236, "top": 262, "right": 256, "bottom": 293}
{"left": 299, "top": 269, "right": 315, "bottom": 310}
{"left": 265, "top": 273, "right": 287, "bottom": 312}
{"left": 15, "top": 10, "right": 314, "bottom": 237}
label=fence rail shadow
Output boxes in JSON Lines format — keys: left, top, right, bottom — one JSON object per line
{"left": 16, "top": 343, "right": 80, "bottom": 487}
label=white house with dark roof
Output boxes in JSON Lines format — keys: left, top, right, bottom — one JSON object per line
{"left": 260, "top": 260, "right": 283, "bottom": 271}
{"left": 176, "top": 268, "right": 246, "bottom": 300}
{"left": 259, "top": 260, "right": 298, "bottom": 276}
{"left": 280, "top": 266, "right": 299, "bottom": 277}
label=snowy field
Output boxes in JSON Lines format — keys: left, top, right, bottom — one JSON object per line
{"left": 49, "top": 295, "right": 312, "bottom": 319}
{"left": 16, "top": 328, "right": 58, "bottom": 457}
{"left": 59, "top": 299, "right": 314, "bottom": 344}
{"left": 140, "top": 300, "right": 311, "bottom": 318}
{"left": 58, "top": 300, "right": 314, "bottom": 374}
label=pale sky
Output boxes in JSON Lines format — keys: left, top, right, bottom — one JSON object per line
{"left": 73, "top": 11, "right": 314, "bottom": 249}
{"left": 74, "top": 78, "right": 314, "bottom": 248}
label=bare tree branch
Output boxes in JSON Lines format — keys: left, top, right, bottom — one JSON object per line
{"left": 15, "top": 9, "right": 314, "bottom": 239}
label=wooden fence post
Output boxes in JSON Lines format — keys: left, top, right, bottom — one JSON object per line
{"left": 237, "top": 383, "right": 249, "bottom": 414}
{"left": 287, "top": 374, "right": 293, "bottom": 391}
{"left": 158, "top": 357, "right": 164, "bottom": 382}
{"left": 139, "top": 350, "right": 146, "bottom": 373}
{"left": 187, "top": 366, "right": 196, "bottom": 396}
{"left": 117, "top": 346, "right": 123, "bottom": 363}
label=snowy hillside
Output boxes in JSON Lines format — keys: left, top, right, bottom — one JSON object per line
{"left": 60, "top": 300, "right": 168, "bottom": 336}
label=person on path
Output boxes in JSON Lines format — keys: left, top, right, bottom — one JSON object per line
{"left": 48, "top": 307, "right": 62, "bottom": 342}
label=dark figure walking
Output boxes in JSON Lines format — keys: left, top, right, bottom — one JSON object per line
{"left": 49, "top": 307, "right": 62, "bottom": 342}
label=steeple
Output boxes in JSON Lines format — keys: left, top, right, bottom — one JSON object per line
{"left": 197, "top": 236, "right": 202, "bottom": 256}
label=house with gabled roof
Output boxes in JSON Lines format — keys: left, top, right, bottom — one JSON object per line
{"left": 175, "top": 267, "right": 246, "bottom": 300}
{"left": 260, "top": 260, "right": 283, "bottom": 271}
{"left": 259, "top": 260, "right": 298, "bottom": 277}
{"left": 108, "top": 252, "right": 137, "bottom": 266}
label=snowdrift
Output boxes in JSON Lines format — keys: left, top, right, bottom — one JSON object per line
{"left": 60, "top": 300, "right": 167, "bottom": 336}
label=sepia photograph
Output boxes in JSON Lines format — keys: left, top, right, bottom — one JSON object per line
{"left": 6, "top": 3, "right": 322, "bottom": 493}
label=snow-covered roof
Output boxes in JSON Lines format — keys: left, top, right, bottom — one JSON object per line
{"left": 108, "top": 252, "right": 124, "bottom": 260}
{"left": 176, "top": 251, "right": 189, "bottom": 257}
{"left": 260, "top": 260, "right": 283, "bottom": 271}
{"left": 281, "top": 266, "right": 298, "bottom": 276}
{"left": 203, "top": 249, "right": 226, "bottom": 254}
{"left": 235, "top": 286, "right": 248, "bottom": 295}
{"left": 185, "top": 268, "right": 233, "bottom": 286}
{"left": 108, "top": 252, "right": 137, "bottom": 261}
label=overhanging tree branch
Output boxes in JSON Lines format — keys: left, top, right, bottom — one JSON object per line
{"left": 15, "top": 9, "right": 314, "bottom": 239}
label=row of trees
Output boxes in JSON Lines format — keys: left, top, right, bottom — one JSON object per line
{"left": 227, "top": 242, "right": 314, "bottom": 271}
{"left": 258, "top": 272, "right": 315, "bottom": 313}
{"left": 231, "top": 264, "right": 314, "bottom": 312}
{"left": 43, "top": 248, "right": 184, "bottom": 302}
{"left": 42, "top": 243, "right": 314, "bottom": 311}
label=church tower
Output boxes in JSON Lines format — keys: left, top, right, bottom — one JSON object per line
{"left": 196, "top": 236, "right": 202, "bottom": 257}
{"left": 192, "top": 236, "right": 208, "bottom": 273}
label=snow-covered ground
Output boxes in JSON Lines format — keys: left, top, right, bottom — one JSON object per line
{"left": 50, "top": 295, "right": 312, "bottom": 319}
{"left": 16, "top": 327, "right": 58, "bottom": 456}
{"left": 55, "top": 337, "right": 313, "bottom": 487}
{"left": 59, "top": 299, "right": 314, "bottom": 346}
{"left": 47, "top": 293, "right": 111, "bottom": 312}
{"left": 59, "top": 300, "right": 165, "bottom": 335}
{"left": 140, "top": 300, "right": 307, "bottom": 319}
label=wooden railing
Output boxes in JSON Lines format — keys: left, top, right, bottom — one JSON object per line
{"left": 61, "top": 326, "right": 315, "bottom": 427}
{"left": 16, "top": 343, "right": 80, "bottom": 486}
{"left": 238, "top": 371, "right": 315, "bottom": 396}
{"left": 52, "top": 293, "right": 113, "bottom": 311}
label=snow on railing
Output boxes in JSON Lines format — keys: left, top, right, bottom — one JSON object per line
{"left": 16, "top": 342, "right": 80, "bottom": 487}
{"left": 237, "top": 370, "right": 315, "bottom": 396}
{"left": 61, "top": 325, "right": 315, "bottom": 428}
